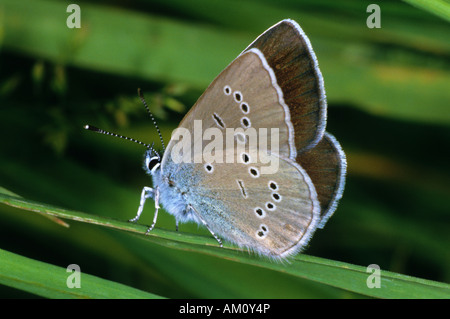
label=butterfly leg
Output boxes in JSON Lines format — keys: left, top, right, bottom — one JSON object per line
{"left": 129, "top": 186, "right": 154, "bottom": 223}
{"left": 188, "top": 204, "right": 223, "bottom": 248}
{"left": 129, "top": 186, "right": 160, "bottom": 235}
{"left": 145, "top": 188, "right": 160, "bottom": 235}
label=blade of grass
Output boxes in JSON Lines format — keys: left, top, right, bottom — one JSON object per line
{"left": 0, "top": 247, "right": 163, "bottom": 299}
{"left": 1, "top": 188, "right": 449, "bottom": 299}
{"left": 2, "top": 0, "right": 449, "bottom": 124}
{"left": 0, "top": 187, "right": 69, "bottom": 227}
{"left": 402, "top": 0, "right": 450, "bottom": 21}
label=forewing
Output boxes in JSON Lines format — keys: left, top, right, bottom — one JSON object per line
{"left": 163, "top": 48, "right": 297, "bottom": 170}
{"left": 243, "top": 19, "right": 327, "bottom": 153}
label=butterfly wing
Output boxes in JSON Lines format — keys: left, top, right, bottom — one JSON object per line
{"left": 242, "top": 19, "right": 327, "bottom": 153}
{"left": 158, "top": 20, "right": 345, "bottom": 258}
{"left": 183, "top": 147, "right": 320, "bottom": 259}
{"left": 296, "top": 132, "right": 347, "bottom": 227}
{"left": 163, "top": 47, "right": 297, "bottom": 165}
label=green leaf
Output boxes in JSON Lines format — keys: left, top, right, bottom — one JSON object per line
{"left": 2, "top": 0, "right": 449, "bottom": 124}
{"left": 0, "top": 247, "right": 163, "bottom": 299}
{"left": 1, "top": 188, "right": 449, "bottom": 299}
{"left": 402, "top": 0, "right": 450, "bottom": 21}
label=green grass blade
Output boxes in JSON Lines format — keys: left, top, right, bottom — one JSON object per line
{"left": 0, "top": 247, "right": 163, "bottom": 299}
{"left": 1, "top": 188, "right": 449, "bottom": 299}
{"left": 402, "top": 0, "right": 450, "bottom": 21}
{"left": 2, "top": 0, "right": 449, "bottom": 124}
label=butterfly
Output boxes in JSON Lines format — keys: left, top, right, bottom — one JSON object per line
{"left": 86, "top": 19, "right": 346, "bottom": 259}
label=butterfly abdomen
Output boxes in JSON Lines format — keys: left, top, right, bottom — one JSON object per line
{"left": 152, "top": 170, "right": 199, "bottom": 224}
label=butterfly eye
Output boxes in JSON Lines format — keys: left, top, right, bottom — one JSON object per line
{"left": 146, "top": 156, "right": 161, "bottom": 173}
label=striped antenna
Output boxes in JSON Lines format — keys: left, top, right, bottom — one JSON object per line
{"left": 84, "top": 125, "right": 155, "bottom": 152}
{"left": 137, "top": 88, "right": 166, "bottom": 152}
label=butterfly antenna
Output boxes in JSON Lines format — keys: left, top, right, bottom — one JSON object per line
{"left": 84, "top": 125, "right": 153, "bottom": 150}
{"left": 138, "top": 88, "right": 166, "bottom": 152}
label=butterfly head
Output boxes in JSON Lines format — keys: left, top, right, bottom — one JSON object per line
{"left": 144, "top": 146, "right": 162, "bottom": 175}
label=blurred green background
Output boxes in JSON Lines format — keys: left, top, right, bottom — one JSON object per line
{"left": 0, "top": 0, "right": 449, "bottom": 298}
